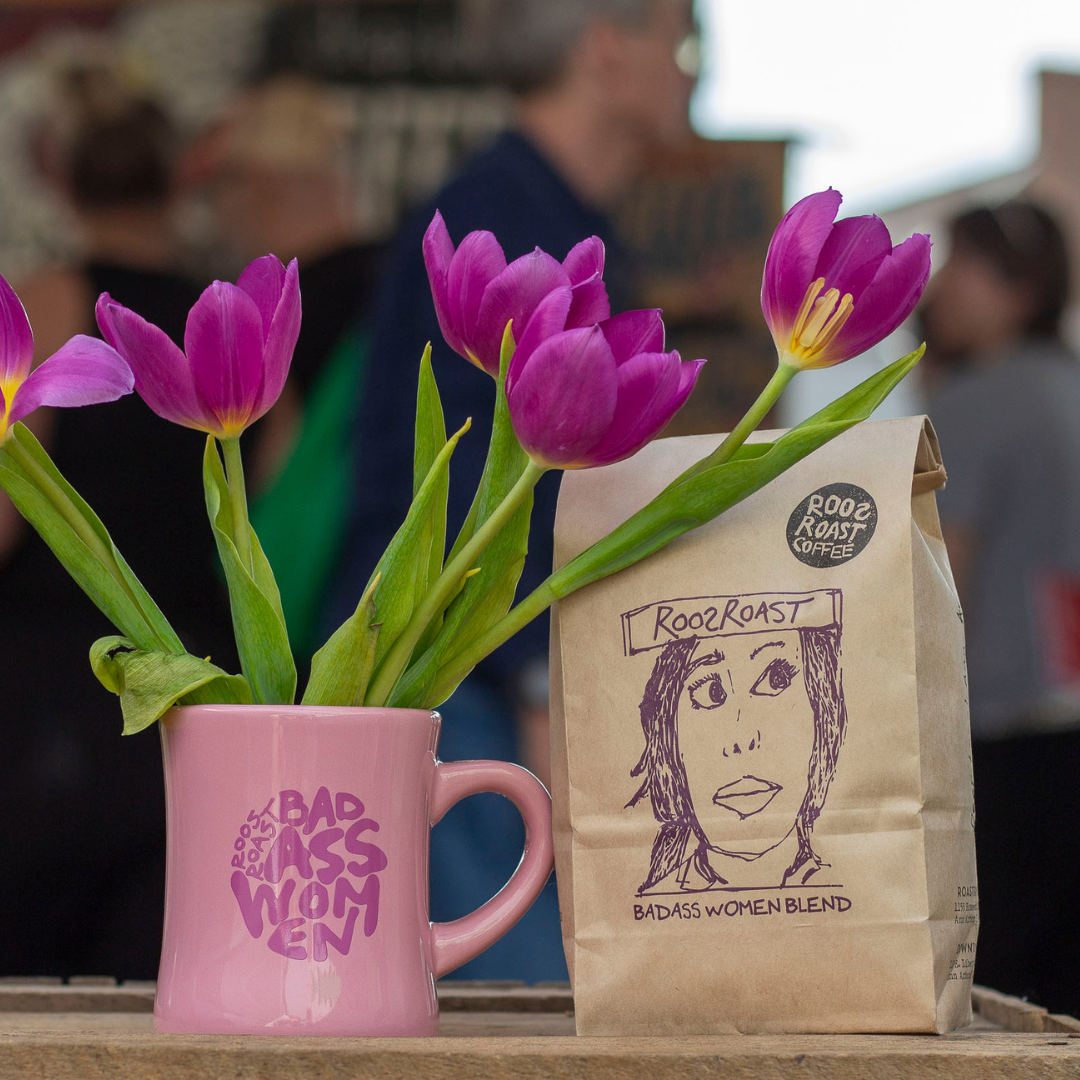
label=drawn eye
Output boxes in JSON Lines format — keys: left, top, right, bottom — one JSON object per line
{"left": 750, "top": 658, "right": 798, "bottom": 697}
{"left": 688, "top": 672, "right": 727, "bottom": 710}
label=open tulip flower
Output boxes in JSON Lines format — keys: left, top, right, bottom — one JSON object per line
{"left": 0, "top": 273, "right": 133, "bottom": 441}
{"left": 505, "top": 304, "right": 704, "bottom": 469}
{"left": 423, "top": 210, "right": 610, "bottom": 376}
{"left": 762, "top": 188, "right": 931, "bottom": 371}
{"left": 95, "top": 254, "right": 300, "bottom": 438}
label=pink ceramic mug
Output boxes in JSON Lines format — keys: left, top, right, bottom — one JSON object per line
{"left": 154, "top": 705, "right": 554, "bottom": 1035}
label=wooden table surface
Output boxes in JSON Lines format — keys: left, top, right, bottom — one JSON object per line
{"left": 0, "top": 980, "right": 1078, "bottom": 1078}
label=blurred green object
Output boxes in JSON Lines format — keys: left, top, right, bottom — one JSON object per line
{"left": 250, "top": 326, "right": 366, "bottom": 661}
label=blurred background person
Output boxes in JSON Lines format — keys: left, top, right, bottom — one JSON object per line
{"left": 194, "top": 75, "right": 384, "bottom": 663}
{"left": 322, "top": 0, "right": 696, "bottom": 981}
{"left": 922, "top": 200, "right": 1080, "bottom": 1016}
{"left": 0, "top": 45, "right": 233, "bottom": 978}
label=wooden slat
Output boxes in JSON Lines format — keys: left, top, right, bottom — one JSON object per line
{"left": 0, "top": 983, "right": 154, "bottom": 1015}
{"left": 437, "top": 982, "right": 574, "bottom": 1013}
{"left": 1045, "top": 1014, "right": 1080, "bottom": 1034}
{"left": 0, "top": 981, "right": 574, "bottom": 1016}
{"left": 0, "top": 980, "right": 1077, "bottom": 1079}
{"left": 971, "top": 985, "right": 1049, "bottom": 1033}
{"left": 1, "top": 1017, "right": 1080, "bottom": 1079}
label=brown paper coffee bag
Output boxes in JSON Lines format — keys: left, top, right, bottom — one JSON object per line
{"left": 550, "top": 415, "right": 978, "bottom": 1034}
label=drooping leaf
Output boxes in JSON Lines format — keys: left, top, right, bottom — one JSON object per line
{"left": 90, "top": 634, "right": 251, "bottom": 735}
{"left": 203, "top": 436, "right": 296, "bottom": 704}
{"left": 0, "top": 422, "right": 183, "bottom": 654}
{"left": 422, "top": 346, "right": 924, "bottom": 706}
{"left": 548, "top": 346, "right": 926, "bottom": 597}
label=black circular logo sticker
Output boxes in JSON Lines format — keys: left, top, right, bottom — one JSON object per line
{"left": 786, "top": 483, "right": 877, "bottom": 567}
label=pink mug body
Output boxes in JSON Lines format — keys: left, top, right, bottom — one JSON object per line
{"left": 154, "top": 705, "right": 554, "bottom": 1035}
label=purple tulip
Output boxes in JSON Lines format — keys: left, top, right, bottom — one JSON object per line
{"left": 762, "top": 189, "right": 931, "bottom": 370}
{"left": 505, "top": 302, "right": 704, "bottom": 469}
{"left": 0, "top": 273, "right": 133, "bottom": 440}
{"left": 95, "top": 255, "right": 301, "bottom": 438}
{"left": 423, "top": 211, "right": 610, "bottom": 376}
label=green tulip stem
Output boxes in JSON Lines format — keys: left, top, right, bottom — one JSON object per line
{"left": 708, "top": 361, "right": 797, "bottom": 469}
{"left": 432, "top": 578, "right": 556, "bottom": 699}
{"left": 2, "top": 433, "right": 173, "bottom": 651}
{"left": 365, "top": 457, "right": 547, "bottom": 706}
{"left": 220, "top": 436, "right": 253, "bottom": 574}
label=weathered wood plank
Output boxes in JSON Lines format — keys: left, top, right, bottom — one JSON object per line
{"left": 971, "top": 986, "right": 1048, "bottom": 1033}
{"left": 0, "top": 980, "right": 1076, "bottom": 1079}
{"left": 0, "top": 982, "right": 574, "bottom": 1016}
{"left": 0, "top": 1020, "right": 1079, "bottom": 1080}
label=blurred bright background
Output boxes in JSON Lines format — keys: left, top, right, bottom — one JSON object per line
{"left": 0, "top": 0, "right": 1078, "bottom": 425}
{"left": 688, "top": 1, "right": 1080, "bottom": 420}
{"left": 693, "top": 0, "right": 1080, "bottom": 213}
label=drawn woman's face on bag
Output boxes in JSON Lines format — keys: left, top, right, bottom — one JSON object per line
{"left": 676, "top": 630, "right": 815, "bottom": 857}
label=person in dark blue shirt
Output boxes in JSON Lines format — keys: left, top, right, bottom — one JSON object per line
{"left": 324, "top": 0, "right": 696, "bottom": 980}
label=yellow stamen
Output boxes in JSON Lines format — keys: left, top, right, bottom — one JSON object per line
{"left": 798, "top": 288, "right": 842, "bottom": 349}
{"left": 0, "top": 377, "right": 22, "bottom": 441}
{"left": 786, "top": 278, "right": 855, "bottom": 367}
{"left": 789, "top": 277, "right": 825, "bottom": 350}
{"left": 812, "top": 292, "right": 855, "bottom": 356}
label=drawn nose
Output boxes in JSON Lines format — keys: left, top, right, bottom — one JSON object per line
{"left": 722, "top": 729, "right": 762, "bottom": 758}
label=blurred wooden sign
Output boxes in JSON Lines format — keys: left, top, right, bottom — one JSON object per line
{"left": 262, "top": 0, "right": 482, "bottom": 85}
{"left": 616, "top": 137, "right": 788, "bottom": 435}
{"left": 617, "top": 136, "right": 785, "bottom": 325}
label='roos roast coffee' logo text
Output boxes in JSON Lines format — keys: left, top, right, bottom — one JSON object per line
{"left": 787, "top": 483, "right": 877, "bottom": 567}
{"left": 229, "top": 788, "right": 385, "bottom": 962}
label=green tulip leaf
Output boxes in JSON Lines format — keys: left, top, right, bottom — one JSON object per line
{"left": 0, "top": 423, "right": 183, "bottom": 654}
{"left": 204, "top": 436, "right": 296, "bottom": 704}
{"left": 423, "top": 346, "right": 924, "bottom": 705}
{"left": 389, "top": 324, "right": 533, "bottom": 708}
{"left": 411, "top": 343, "right": 449, "bottom": 655}
{"left": 90, "top": 634, "right": 251, "bottom": 735}
{"left": 307, "top": 413, "right": 471, "bottom": 709}
{"left": 303, "top": 572, "right": 381, "bottom": 706}
{"left": 549, "top": 346, "right": 926, "bottom": 596}
{"left": 792, "top": 346, "right": 924, "bottom": 431}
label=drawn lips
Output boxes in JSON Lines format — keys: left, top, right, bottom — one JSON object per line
{"left": 712, "top": 775, "right": 782, "bottom": 819}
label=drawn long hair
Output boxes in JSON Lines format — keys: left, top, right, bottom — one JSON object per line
{"left": 628, "top": 628, "right": 847, "bottom": 893}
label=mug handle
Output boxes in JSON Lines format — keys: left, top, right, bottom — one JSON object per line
{"left": 427, "top": 759, "right": 554, "bottom": 979}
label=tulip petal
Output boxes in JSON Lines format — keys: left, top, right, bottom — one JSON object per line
{"left": 600, "top": 309, "right": 665, "bottom": 364}
{"left": 96, "top": 294, "right": 206, "bottom": 429}
{"left": 587, "top": 353, "right": 704, "bottom": 466}
{"left": 762, "top": 189, "right": 842, "bottom": 338}
{"left": 563, "top": 236, "right": 605, "bottom": 285}
{"left": 566, "top": 272, "right": 611, "bottom": 328}
{"left": 0, "top": 272, "right": 35, "bottom": 384}
{"left": 820, "top": 233, "right": 932, "bottom": 366}
{"left": 185, "top": 281, "right": 266, "bottom": 433}
{"left": 506, "top": 285, "right": 573, "bottom": 396}
{"left": 813, "top": 214, "right": 892, "bottom": 303}
{"left": 237, "top": 254, "right": 287, "bottom": 341}
{"left": 473, "top": 248, "right": 570, "bottom": 375}
{"left": 507, "top": 325, "right": 618, "bottom": 467}
{"left": 423, "top": 211, "right": 461, "bottom": 354}
{"left": 251, "top": 257, "right": 300, "bottom": 420}
{"left": 8, "top": 336, "right": 133, "bottom": 423}
{"left": 446, "top": 229, "right": 507, "bottom": 358}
